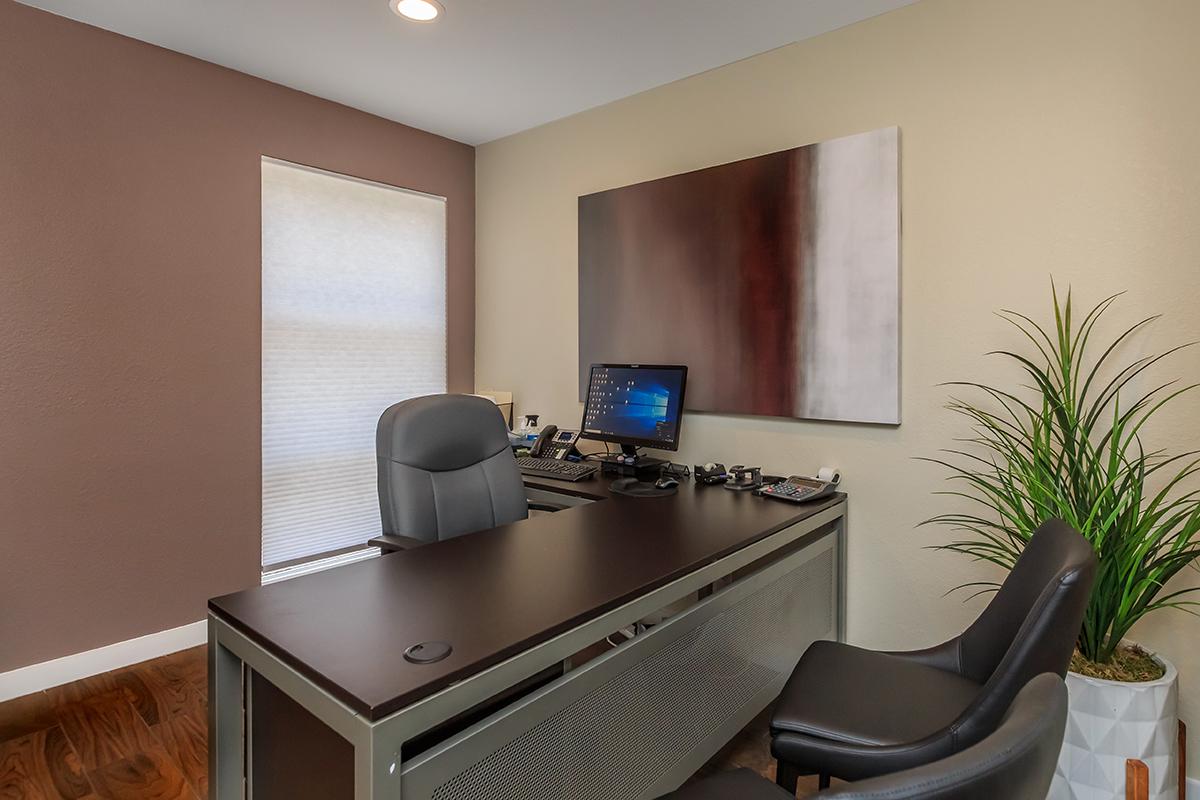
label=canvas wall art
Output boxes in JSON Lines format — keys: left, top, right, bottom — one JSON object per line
{"left": 578, "top": 126, "right": 900, "bottom": 424}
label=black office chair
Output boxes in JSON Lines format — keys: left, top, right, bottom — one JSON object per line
{"left": 660, "top": 673, "right": 1067, "bottom": 800}
{"left": 771, "top": 518, "right": 1095, "bottom": 791}
{"left": 369, "top": 393, "right": 561, "bottom": 553}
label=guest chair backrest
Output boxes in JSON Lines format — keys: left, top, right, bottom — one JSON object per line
{"left": 945, "top": 519, "right": 1094, "bottom": 746}
{"left": 376, "top": 394, "right": 528, "bottom": 544}
{"left": 823, "top": 672, "right": 1067, "bottom": 799}
{"left": 959, "top": 519, "right": 1096, "bottom": 683}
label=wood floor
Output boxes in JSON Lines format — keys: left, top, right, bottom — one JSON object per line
{"left": 0, "top": 647, "right": 207, "bottom": 800}
{"left": 0, "top": 646, "right": 819, "bottom": 799}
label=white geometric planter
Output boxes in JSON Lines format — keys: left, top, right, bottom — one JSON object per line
{"left": 1051, "top": 649, "right": 1178, "bottom": 799}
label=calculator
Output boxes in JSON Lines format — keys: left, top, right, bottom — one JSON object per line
{"left": 757, "top": 475, "right": 837, "bottom": 504}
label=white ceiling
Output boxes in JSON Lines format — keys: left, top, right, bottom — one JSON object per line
{"left": 18, "top": 0, "right": 917, "bottom": 145}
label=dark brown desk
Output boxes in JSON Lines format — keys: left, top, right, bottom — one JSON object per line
{"left": 208, "top": 476, "right": 847, "bottom": 800}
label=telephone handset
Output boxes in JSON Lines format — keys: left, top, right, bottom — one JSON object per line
{"left": 530, "top": 425, "right": 581, "bottom": 460}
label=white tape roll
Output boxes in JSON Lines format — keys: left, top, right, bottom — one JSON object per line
{"left": 817, "top": 466, "right": 841, "bottom": 485}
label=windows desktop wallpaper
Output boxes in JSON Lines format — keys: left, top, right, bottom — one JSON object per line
{"left": 583, "top": 367, "right": 684, "bottom": 444}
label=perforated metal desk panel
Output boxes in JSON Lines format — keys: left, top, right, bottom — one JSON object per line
{"left": 208, "top": 479, "right": 847, "bottom": 800}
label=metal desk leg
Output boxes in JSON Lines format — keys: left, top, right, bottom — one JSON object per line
{"left": 209, "top": 623, "right": 245, "bottom": 800}
{"left": 355, "top": 737, "right": 403, "bottom": 800}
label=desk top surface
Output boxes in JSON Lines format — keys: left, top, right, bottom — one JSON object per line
{"left": 209, "top": 477, "right": 846, "bottom": 721}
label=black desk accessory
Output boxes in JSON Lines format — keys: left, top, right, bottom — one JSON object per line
{"left": 757, "top": 475, "right": 838, "bottom": 504}
{"left": 724, "top": 465, "right": 762, "bottom": 491}
{"left": 661, "top": 462, "right": 691, "bottom": 480}
{"left": 609, "top": 477, "right": 678, "bottom": 498}
{"left": 597, "top": 453, "right": 667, "bottom": 477}
{"left": 694, "top": 462, "right": 728, "bottom": 485}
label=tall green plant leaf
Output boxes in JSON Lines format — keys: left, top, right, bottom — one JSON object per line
{"left": 923, "top": 284, "right": 1200, "bottom": 664}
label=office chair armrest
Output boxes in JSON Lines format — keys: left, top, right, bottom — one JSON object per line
{"left": 528, "top": 501, "right": 569, "bottom": 513}
{"left": 369, "top": 534, "right": 428, "bottom": 554}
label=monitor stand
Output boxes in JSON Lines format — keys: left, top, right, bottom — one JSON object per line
{"left": 597, "top": 445, "right": 667, "bottom": 478}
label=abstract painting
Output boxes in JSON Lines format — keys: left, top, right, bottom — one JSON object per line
{"left": 578, "top": 126, "right": 900, "bottom": 424}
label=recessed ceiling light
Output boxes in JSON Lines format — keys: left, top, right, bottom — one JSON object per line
{"left": 390, "top": 0, "right": 443, "bottom": 22}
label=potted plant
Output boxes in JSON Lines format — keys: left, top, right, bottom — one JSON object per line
{"left": 924, "top": 287, "right": 1200, "bottom": 800}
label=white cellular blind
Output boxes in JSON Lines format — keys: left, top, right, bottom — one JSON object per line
{"left": 261, "top": 159, "right": 447, "bottom": 569}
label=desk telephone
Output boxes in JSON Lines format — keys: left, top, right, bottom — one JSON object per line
{"left": 529, "top": 425, "right": 581, "bottom": 460}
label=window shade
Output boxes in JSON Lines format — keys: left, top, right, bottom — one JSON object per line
{"left": 261, "top": 159, "right": 447, "bottom": 570}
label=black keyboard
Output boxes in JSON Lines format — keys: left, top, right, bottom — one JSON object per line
{"left": 516, "top": 457, "right": 598, "bottom": 482}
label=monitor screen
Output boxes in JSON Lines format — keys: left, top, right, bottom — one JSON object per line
{"left": 580, "top": 364, "right": 687, "bottom": 451}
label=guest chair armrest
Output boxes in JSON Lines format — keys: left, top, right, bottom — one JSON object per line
{"left": 884, "top": 637, "right": 965, "bottom": 675}
{"left": 369, "top": 534, "right": 429, "bottom": 554}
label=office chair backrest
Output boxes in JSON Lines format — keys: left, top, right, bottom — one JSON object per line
{"left": 952, "top": 518, "right": 1094, "bottom": 743}
{"left": 822, "top": 673, "right": 1067, "bottom": 799}
{"left": 376, "top": 394, "right": 528, "bottom": 544}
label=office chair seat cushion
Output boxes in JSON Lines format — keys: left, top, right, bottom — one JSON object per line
{"left": 656, "top": 768, "right": 794, "bottom": 800}
{"left": 772, "top": 641, "right": 981, "bottom": 747}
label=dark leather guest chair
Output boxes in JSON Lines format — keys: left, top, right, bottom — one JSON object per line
{"left": 771, "top": 519, "right": 1094, "bottom": 792}
{"left": 368, "top": 393, "right": 560, "bottom": 553}
{"left": 660, "top": 673, "right": 1067, "bottom": 800}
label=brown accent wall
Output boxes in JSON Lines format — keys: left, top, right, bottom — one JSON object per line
{"left": 0, "top": 1, "right": 475, "bottom": 672}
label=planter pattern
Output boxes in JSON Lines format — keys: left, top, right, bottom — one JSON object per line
{"left": 1051, "top": 655, "right": 1178, "bottom": 799}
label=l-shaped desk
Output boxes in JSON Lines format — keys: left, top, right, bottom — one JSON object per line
{"left": 207, "top": 475, "right": 848, "bottom": 800}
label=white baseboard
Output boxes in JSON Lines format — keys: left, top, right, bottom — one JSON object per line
{"left": 0, "top": 620, "right": 206, "bottom": 702}
{"left": 1189, "top": 776, "right": 1199, "bottom": 800}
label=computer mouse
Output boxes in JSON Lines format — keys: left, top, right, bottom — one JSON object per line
{"left": 655, "top": 476, "right": 679, "bottom": 490}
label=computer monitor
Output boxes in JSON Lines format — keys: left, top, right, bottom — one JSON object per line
{"left": 580, "top": 364, "right": 688, "bottom": 455}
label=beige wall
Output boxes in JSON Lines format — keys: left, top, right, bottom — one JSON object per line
{"left": 477, "top": 0, "right": 1200, "bottom": 770}
{"left": 0, "top": 1, "right": 474, "bottom": 672}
